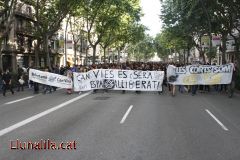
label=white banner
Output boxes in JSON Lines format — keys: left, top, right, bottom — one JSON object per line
{"left": 167, "top": 63, "right": 234, "bottom": 85}
{"left": 73, "top": 69, "right": 164, "bottom": 91}
{"left": 29, "top": 69, "right": 73, "bottom": 89}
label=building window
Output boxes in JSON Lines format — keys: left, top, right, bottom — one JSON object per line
{"left": 17, "top": 19, "right": 23, "bottom": 30}
{"left": 26, "top": 7, "right": 32, "bottom": 14}
{"left": 27, "top": 38, "right": 32, "bottom": 52}
{"left": 40, "top": 58, "right": 45, "bottom": 67}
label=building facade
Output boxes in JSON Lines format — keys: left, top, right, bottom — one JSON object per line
{"left": 1, "top": 0, "right": 35, "bottom": 71}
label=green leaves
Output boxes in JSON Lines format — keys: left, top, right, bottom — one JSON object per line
{"left": 78, "top": 0, "right": 142, "bottom": 63}
{"left": 127, "top": 34, "right": 155, "bottom": 62}
{"left": 160, "top": 0, "right": 240, "bottom": 63}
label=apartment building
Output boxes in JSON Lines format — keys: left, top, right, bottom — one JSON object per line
{"left": 58, "top": 17, "right": 102, "bottom": 67}
{"left": 1, "top": 0, "right": 35, "bottom": 71}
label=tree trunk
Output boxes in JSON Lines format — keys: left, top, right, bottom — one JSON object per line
{"left": 103, "top": 47, "right": 106, "bottom": 64}
{"left": 117, "top": 48, "right": 120, "bottom": 64}
{"left": 0, "top": 39, "right": 3, "bottom": 69}
{"left": 112, "top": 51, "right": 115, "bottom": 63}
{"left": 208, "top": 33, "right": 213, "bottom": 64}
{"left": 34, "top": 39, "right": 40, "bottom": 68}
{"left": 235, "top": 38, "right": 240, "bottom": 69}
{"left": 74, "top": 42, "right": 77, "bottom": 65}
{"left": 198, "top": 35, "right": 206, "bottom": 64}
{"left": 108, "top": 49, "right": 111, "bottom": 63}
{"left": 85, "top": 47, "right": 88, "bottom": 65}
{"left": 187, "top": 46, "right": 190, "bottom": 64}
{"left": 80, "top": 37, "right": 83, "bottom": 65}
{"left": 178, "top": 52, "right": 181, "bottom": 63}
{"left": 43, "top": 35, "right": 51, "bottom": 69}
{"left": 183, "top": 49, "right": 186, "bottom": 65}
{"left": 199, "top": 50, "right": 205, "bottom": 64}
{"left": 221, "top": 33, "right": 227, "bottom": 64}
{"left": 92, "top": 45, "right": 96, "bottom": 65}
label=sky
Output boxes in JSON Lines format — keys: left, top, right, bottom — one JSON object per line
{"left": 140, "top": 0, "right": 162, "bottom": 37}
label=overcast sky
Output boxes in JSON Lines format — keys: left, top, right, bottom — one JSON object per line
{"left": 140, "top": 0, "right": 162, "bottom": 37}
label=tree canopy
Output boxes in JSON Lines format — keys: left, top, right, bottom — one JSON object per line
{"left": 160, "top": 0, "right": 240, "bottom": 65}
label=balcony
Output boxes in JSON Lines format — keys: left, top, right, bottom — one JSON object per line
{"left": 15, "top": 9, "right": 35, "bottom": 21}
{"left": 15, "top": 27, "right": 35, "bottom": 37}
{"left": 1, "top": 44, "right": 17, "bottom": 53}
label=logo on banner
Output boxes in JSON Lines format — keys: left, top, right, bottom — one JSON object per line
{"left": 48, "top": 76, "right": 56, "bottom": 82}
{"left": 103, "top": 79, "right": 115, "bottom": 89}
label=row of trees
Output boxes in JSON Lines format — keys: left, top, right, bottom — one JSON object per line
{"left": 155, "top": 0, "right": 240, "bottom": 67}
{"left": 126, "top": 34, "right": 155, "bottom": 62}
{"left": 0, "top": 0, "right": 155, "bottom": 69}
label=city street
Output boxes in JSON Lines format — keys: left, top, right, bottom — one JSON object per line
{"left": 0, "top": 88, "right": 240, "bottom": 160}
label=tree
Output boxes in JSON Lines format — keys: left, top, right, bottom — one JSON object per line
{"left": 0, "top": 0, "right": 17, "bottom": 69}
{"left": 154, "top": 23, "right": 194, "bottom": 63}
{"left": 160, "top": 0, "right": 211, "bottom": 63}
{"left": 119, "top": 23, "right": 146, "bottom": 62}
{"left": 69, "top": 12, "right": 85, "bottom": 65}
{"left": 99, "top": 28, "right": 115, "bottom": 64}
{"left": 127, "top": 33, "right": 155, "bottom": 62}
{"left": 154, "top": 32, "right": 171, "bottom": 61}
{"left": 160, "top": 0, "right": 240, "bottom": 65}
{"left": 32, "top": 0, "right": 80, "bottom": 68}
{"left": 80, "top": 0, "right": 141, "bottom": 64}
{"left": 226, "top": 0, "right": 240, "bottom": 68}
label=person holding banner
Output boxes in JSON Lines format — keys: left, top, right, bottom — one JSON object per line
{"left": 43, "top": 68, "right": 52, "bottom": 94}
{"left": 167, "top": 64, "right": 176, "bottom": 97}
{"left": 228, "top": 62, "right": 238, "bottom": 98}
{"left": 66, "top": 69, "right": 73, "bottom": 94}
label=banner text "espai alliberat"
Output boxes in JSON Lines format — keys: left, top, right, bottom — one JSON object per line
{"left": 73, "top": 69, "right": 164, "bottom": 91}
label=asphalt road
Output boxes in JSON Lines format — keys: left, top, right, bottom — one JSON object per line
{"left": 0, "top": 88, "right": 240, "bottom": 160}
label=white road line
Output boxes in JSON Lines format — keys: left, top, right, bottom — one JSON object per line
{"left": 120, "top": 105, "right": 133, "bottom": 124}
{"left": 205, "top": 109, "right": 229, "bottom": 131}
{"left": 0, "top": 92, "right": 91, "bottom": 137}
{"left": 5, "top": 96, "right": 35, "bottom": 105}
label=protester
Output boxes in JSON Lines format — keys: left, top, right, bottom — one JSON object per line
{"left": 17, "top": 75, "right": 25, "bottom": 92}
{"left": 66, "top": 68, "right": 73, "bottom": 94}
{"left": 22, "top": 61, "right": 238, "bottom": 98}
{"left": 2, "top": 69, "right": 14, "bottom": 96}
{"left": 52, "top": 64, "right": 60, "bottom": 91}
{"left": 60, "top": 65, "right": 65, "bottom": 75}
{"left": 17, "top": 65, "right": 24, "bottom": 92}
{"left": 0, "top": 68, "right": 3, "bottom": 93}
{"left": 228, "top": 61, "right": 239, "bottom": 98}
{"left": 43, "top": 67, "right": 52, "bottom": 94}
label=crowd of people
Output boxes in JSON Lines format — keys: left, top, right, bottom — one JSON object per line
{"left": 0, "top": 65, "right": 25, "bottom": 96}
{"left": 0, "top": 61, "right": 238, "bottom": 97}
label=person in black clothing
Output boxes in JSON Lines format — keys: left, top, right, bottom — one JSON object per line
{"left": 60, "top": 65, "right": 65, "bottom": 75}
{"left": 43, "top": 67, "right": 52, "bottom": 94}
{"left": 2, "top": 69, "right": 14, "bottom": 96}
{"left": 228, "top": 62, "right": 239, "bottom": 98}
{"left": 52, "top": 64, "right": 60, "bottom": 91}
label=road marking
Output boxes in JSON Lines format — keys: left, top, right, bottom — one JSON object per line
{"left": 5, "top": 96, "right": 35, "bottom": 105}
{"left": 0, "top": 92, "right": 91, "bottom": 137}
{"left": 205, "top": 109, "right": 229, "bottom": 131}
{"left": 120, "top": 105, "right": 133, "bottom": 124}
